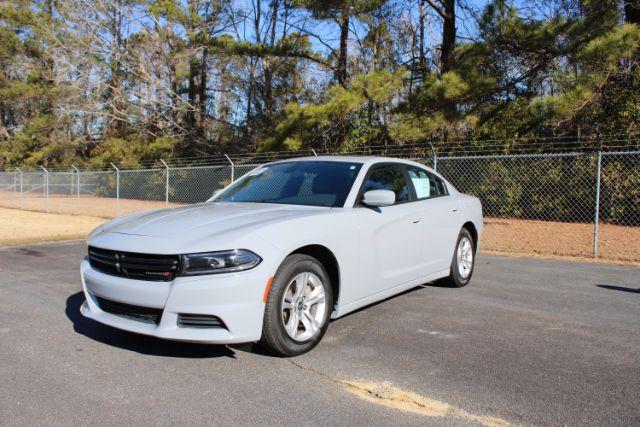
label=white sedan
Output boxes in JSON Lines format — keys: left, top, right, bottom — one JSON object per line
{"left": 81, "top": 156, "right": 483, "bottom": 356}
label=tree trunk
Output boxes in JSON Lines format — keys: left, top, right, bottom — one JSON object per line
{"left": 246, "top": 58, "right": 255, "bottom": 139}
{"left": 106, "top": 0, "right": 127, "bottom": 136}
{"left": 244, "top": 0, "right": 262, "bottom": 140}
{"left": 440, "top": 0, "right": 455, "bottom": 73}
{"left": 169, "top": 63, "right": 180, "bottom": 132}
{"left": 336, "top": 0, "right": 350, "bottom": 87}
{"left": 199, "top": 47, "right": 208, "bottom": 133}
{"left": 264, "top": 0, "right": 279, "bottom": 121}
{"left": 187, "top": 59, "right": 198, "bottom": 131}
{"left": 0, "top": 105, "right": 9, "bottom": 140}
{"left": 625, "top": 0, "right": 640, "bottom": 24}
{"left": 419, "top": 0, "right": 427, "bottom": 78}
{"left": 218, "top": 64, "right": 229, "bottom": 125}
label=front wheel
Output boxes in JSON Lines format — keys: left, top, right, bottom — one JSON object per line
{"left": 259, "top": 254, "right": 333, "bottom": 356}
{"left": 444, "top": 228, "right": 475, "bottom": 288}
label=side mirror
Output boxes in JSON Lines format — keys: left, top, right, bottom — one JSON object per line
{"left": 362, "top": 189, "right": 395, "bottom": 207}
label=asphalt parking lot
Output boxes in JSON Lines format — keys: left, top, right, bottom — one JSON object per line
{"left": 0, "top": 241, "right": 638, "bottom": 426}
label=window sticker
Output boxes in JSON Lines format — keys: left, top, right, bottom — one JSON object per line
{"left": 411, "top": 175, "right": 430, "bottom": 198}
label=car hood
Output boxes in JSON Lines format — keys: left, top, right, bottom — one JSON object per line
{"left": 99, "top": 202, "right": 329, "bottom": 240}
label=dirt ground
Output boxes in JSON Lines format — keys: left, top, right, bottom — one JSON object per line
{"left": 482, "top": 218, "right": 639, "bottom": 265}
{"left": 0, "top": 193, "right": 638, "bottom": 264}
{"left": 0, "top": 207, "right": 105, "bottom": 246}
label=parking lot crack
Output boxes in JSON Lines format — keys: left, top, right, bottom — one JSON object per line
{"left": 285, "top": 359, "right": 512, "bottom": 427}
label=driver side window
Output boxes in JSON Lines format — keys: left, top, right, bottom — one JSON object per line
{"left": 361, "top": 164, "right": 410, "bottom": 204}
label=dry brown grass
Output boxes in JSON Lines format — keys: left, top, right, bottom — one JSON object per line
{"left": 0, "top": 207, "right": 105, "bottom": 246}
{"left": 0, "top": 191, "right": 176, "bottom": 218}
{"left": 0, "top": 192, "right": 638, "bottom": 265}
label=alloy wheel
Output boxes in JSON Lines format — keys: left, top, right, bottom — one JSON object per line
{"left": 456, "top": 236, "right": 473, "bottom": 279}
{"left": 281, "top": 272, "right": 327, "bottom": 342}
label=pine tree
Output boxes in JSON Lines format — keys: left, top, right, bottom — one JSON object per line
{"left": 293, "top": 0, "right": 385, "bottom": 86}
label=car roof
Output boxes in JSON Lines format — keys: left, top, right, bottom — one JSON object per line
{"left": 264, "top": 155, "right": 458, "bottom": 194}
{"left": 269, "top": 155, "right": 429, "bottom": 168}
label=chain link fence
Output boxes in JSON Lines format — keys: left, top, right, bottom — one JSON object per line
{"left": 1, "top": 150, "right": 638, "bottom": 262}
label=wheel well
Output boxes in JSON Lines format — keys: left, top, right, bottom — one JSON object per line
{"left": 290, "top": 245, "right": 340, "bottom": 306}
{"left": 462, "top": 221, "right": 478, "bottom": 252}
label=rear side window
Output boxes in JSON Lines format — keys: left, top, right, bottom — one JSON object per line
{"left": 434, "top": 176, "right": 448, "bottom": 196}
{"left": 361, "top": 164, "right": 410, "bottom": 204}
{"left": 407, "top": 167, "right": 448, "bottom": 199}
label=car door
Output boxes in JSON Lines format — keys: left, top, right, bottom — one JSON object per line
{"left": 406, "top": 166, "right": 460, "bottom": 274}
{"left": 354, "top": 163, "right": 425, "bottom": 294}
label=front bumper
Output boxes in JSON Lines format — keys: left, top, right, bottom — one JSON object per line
{"left": 80, "top": 259, "right": 269, "bottom": 344}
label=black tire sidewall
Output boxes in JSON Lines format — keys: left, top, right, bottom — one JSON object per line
{"left": 261, "top": 254, "right": 333, "bottom": 356}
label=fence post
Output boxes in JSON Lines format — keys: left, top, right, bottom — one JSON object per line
{"left": 15, "top": 168, "right": 23, "bottom": 209}
{"left": 593, "top": 151, "right": 602, "bottom": 257}
{"left": 160, "top": 159, "right": 169, "bottom": 207}
{"left": 427, "top": 141, "right": 437, "bottom": 171}
{"left": 224, "top": 154, "right": 235, "bottom": 183}
{"left": 72, "top": 165, "right": 81, "bottom": 214}
{"left": 40, "top": 166, "right": 49, "bottom": 212}
{"left": 110, "top": 163, "right": 120, "bottom": 216}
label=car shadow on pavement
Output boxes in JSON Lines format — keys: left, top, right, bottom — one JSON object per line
{"left": 65, "top": 292, "right": 237, "bottom": 359}
{"left": 335, "top": 284, "right": 430, "bottom": 320}
{"left": 596, "top": 284, "right": 640, "bottom": 294}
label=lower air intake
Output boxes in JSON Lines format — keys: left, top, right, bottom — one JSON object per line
{"left": 177, "top": 313, "right": 226, "bottom": 329}
{"left": 95, "top": 296, "right": 163, "bottom": 325}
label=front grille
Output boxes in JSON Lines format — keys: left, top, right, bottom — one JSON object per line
{"left": 88, "top": 246, "right": 180, "bottom": 282}
{"left": 95, "top": 296, "right": 163, "bottom": 325}
{"left": 178, "top": 313, "right": 226, "bottom": 329}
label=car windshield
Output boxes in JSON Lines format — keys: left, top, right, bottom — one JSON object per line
{"left": 214, "top": 161, "right": 363, "bottom": 207}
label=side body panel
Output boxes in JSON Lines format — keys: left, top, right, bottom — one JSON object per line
{"left": 414, "top": 195, "right": 462, "bottom": 274}
{"left": 352, "top": 203, "right": 424, "bottom": 294}
{"left": 254, "top": 209, "right": 365, "bottom": 308}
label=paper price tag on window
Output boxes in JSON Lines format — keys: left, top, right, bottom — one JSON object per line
{"left": 411, "top": 176, "right": 430, "bottom": 198}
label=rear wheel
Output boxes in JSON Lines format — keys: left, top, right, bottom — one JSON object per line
{"left": 260, "top": 254, "right": 333, "bottom": 356}
{"left": 444, "top": 228, "right": 475, "bottom": 288}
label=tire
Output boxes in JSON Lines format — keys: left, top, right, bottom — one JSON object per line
{"left": 260, "top": 254, "right": 333, "bottom": 357}
{"left": 444, "top": 228, "right": 476, "bottom": 288}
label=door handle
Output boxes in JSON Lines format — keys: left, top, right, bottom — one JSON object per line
{"left": 452, "top": 209, "right": 458, "bottom": 212}
{"left": 412, "top": 219, "right": 422, "bottom": 224}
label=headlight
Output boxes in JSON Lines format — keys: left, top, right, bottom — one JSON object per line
{"left": 180, "top": 249, "right": 262, "bottom": 276}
